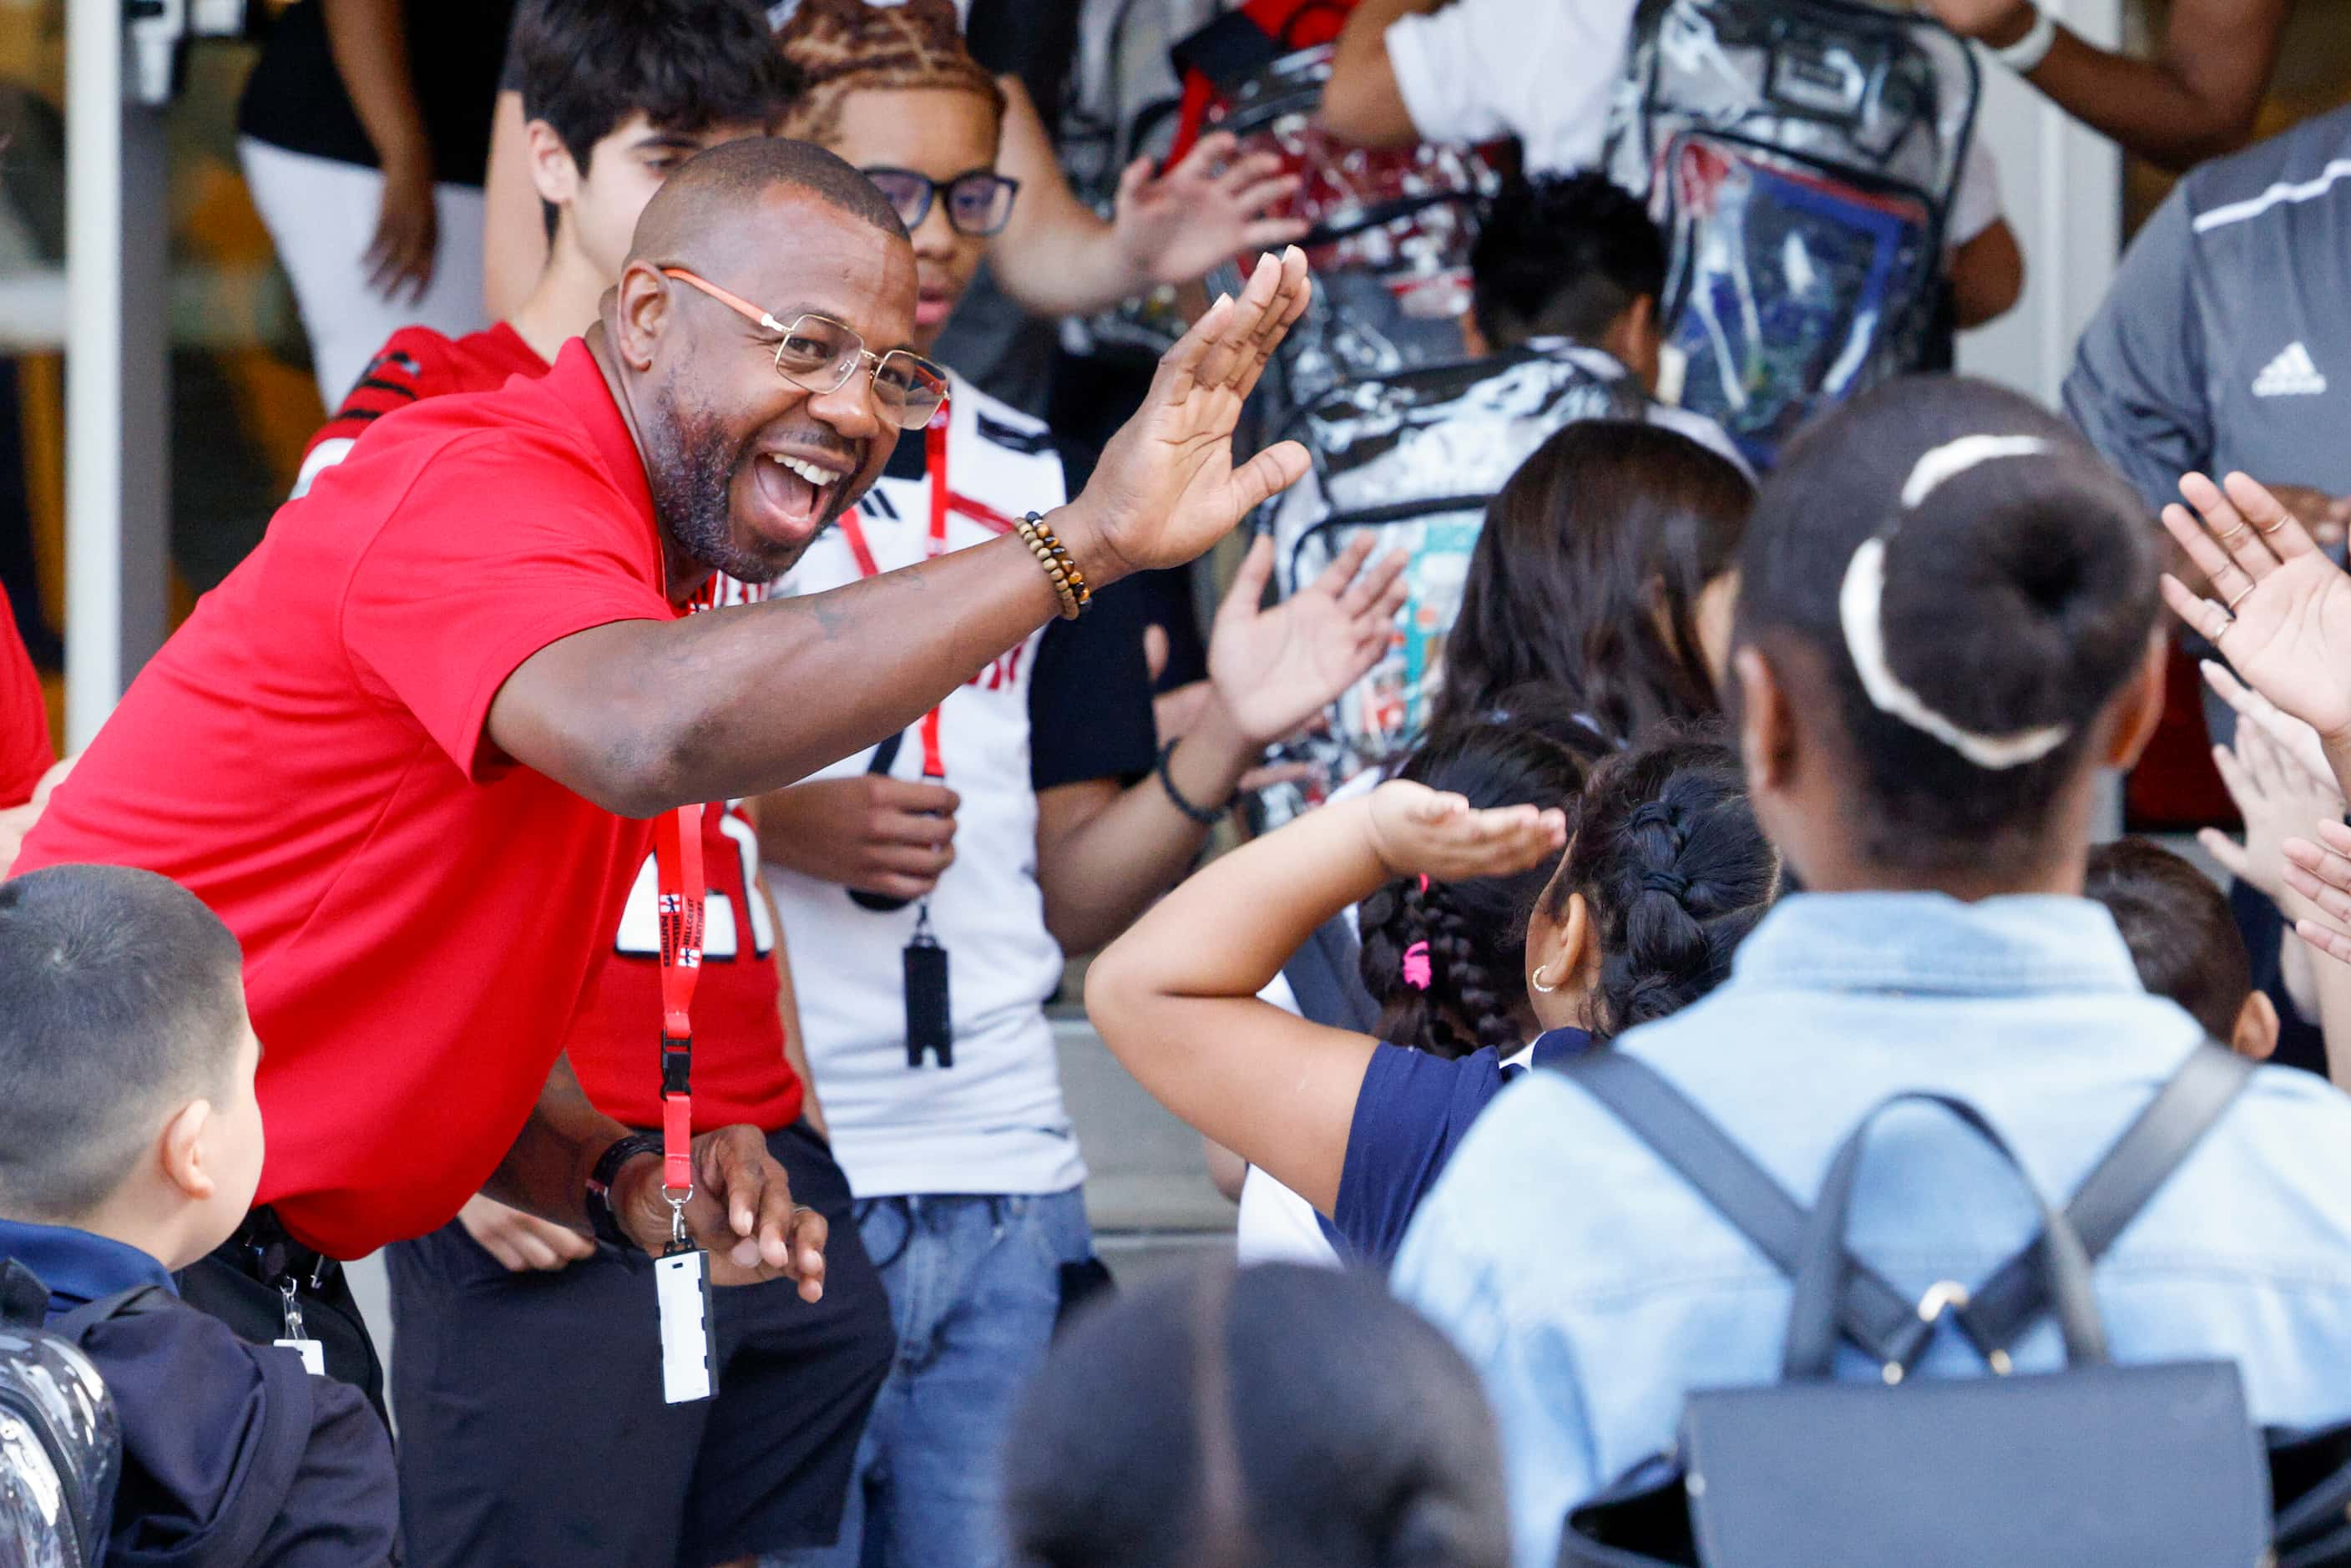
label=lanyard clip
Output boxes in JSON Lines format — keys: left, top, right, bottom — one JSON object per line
{"left": 278, "top": 1278, "right": 306, "bottom": 1343}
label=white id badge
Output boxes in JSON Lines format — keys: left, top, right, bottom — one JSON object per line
{"left": 274, "top": 1338, "right": 326, "bottom": 1376}
{"left": 655, "top": 1248, "right": 717, "bottom": 1404}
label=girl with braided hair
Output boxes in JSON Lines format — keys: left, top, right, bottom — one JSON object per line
{"left": 1090, "top": 725, "right": 1777, "bottom": 1269}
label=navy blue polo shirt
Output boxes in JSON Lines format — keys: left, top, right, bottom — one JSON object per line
{"left": 0, "top": 1216, "right": 399, "bottom": 1566}
{"left": 0, "top": 1216, "right": 177, "bottom": 1320}
{"left": 1333, "top": 1027, "right": 1595, "bottom": 1268}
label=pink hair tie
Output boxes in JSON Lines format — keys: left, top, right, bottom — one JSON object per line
{"left": 1417, "top": 874, "right": 1430, "bottom": 894}
{"left": 1401, "top": 940, "right": 1433, "bottom": 991}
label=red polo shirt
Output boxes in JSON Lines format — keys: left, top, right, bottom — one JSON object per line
{"left": 295, "top": 323, "right": 806, "bottom": 1146}
{"left": 18, "top": 341, "right": 677, "bottom": 1258}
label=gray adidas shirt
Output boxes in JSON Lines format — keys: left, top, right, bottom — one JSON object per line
{"left": 2066, "top": 104, "right": 2351, "bottom": 513}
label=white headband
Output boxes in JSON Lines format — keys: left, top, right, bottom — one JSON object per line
{"left": 1837, "top": 435, "right": 2072, "bottom": 772}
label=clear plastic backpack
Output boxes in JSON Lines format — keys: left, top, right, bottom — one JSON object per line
{"left": 1254, "top": 345, "right": 1647, "bottom": 829}
{"left": 1201, "top": 40, "right": 1504, "bottom": 431}
{"left": 1602, "top": 0, "right": 1978, "bottom": 469}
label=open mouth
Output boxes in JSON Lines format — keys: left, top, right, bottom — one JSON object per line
{"left": 748, "top": 451, "right": 849, "bottom": 548}
{"left": 916, "top": 291, "right": 953, "bottom": 327}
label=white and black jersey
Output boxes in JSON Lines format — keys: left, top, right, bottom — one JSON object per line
{"left": 766, "top": 376, "right": 1155, "bottom": 1199}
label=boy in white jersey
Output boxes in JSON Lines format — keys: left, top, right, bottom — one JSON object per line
{"left": 757, "top": 5, "right": 1407, "bottom": 1564}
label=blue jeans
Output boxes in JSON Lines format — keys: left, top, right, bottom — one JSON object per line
{"left": 766, "top": 1189, "right": 1094, "bottom": 1568}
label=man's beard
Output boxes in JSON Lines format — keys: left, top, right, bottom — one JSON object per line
{"left": 645, "top": 385, "right": 819, "bottom": 586}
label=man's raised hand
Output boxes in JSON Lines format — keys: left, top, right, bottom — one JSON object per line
{"left": 1062, "top": 247, "right": 1314, "bottom": 581}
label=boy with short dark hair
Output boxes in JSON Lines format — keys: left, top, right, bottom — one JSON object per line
{"left": 2086, "top": 837, "right": 2281, "bottom": 1060}
{"left": 291, "top": 0, "right": 799, "bottom": 498}
{"left": 0, "top": 864, "right": 397, "bottom": 1565}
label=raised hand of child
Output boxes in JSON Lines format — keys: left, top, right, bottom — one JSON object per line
{"left": 1363, "top": 779, "right": 1568, "bottom": 883}
{"left": 2202, "top": 718, "right": 2346, "bottom": 908}
{"left": 2201, "top": 660, "right": 2340, "bottom": 799}
{"left": 2161, "top": 473, "right": 2351, "bottom": 785}
{"left": 2283, "top": 822, "right": 2351, "bottom": 966}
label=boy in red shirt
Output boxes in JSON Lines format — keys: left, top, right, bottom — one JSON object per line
{"left": 292, "top": 0, "right": 794, "bottom": 499}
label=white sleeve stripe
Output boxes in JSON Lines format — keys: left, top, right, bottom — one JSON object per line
{"left": 289, "top": 438, "right": 355, "bottom": 500}
{"left": 2192, "top": 158, "right": 2351, "bottom": 234}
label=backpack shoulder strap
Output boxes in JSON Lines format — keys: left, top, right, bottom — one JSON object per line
{"left": 1959, "top": 1044, "right": 2255, "bottom": 1354}
{"left": 1564, "top": 1051, "right": 1933, "bottom": 1368}
{"left": 48, "top": 1282, "right": 173, "bottom": 1341}
{"left": 0, "top": 1257, "right": 48, "bottom": 1327}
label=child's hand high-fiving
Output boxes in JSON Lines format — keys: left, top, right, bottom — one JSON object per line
{"left": 1363, "top": 779, "right": 1570, "bottom": 883}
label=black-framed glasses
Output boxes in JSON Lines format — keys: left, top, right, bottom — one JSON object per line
{"left": 661, "top": 268, "right": 950, "bottom": 431}
{"left": 862, "top": 166, "right": 1020, "bottom": 238}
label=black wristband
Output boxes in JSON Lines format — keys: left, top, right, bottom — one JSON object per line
{"left": 584, "top": 1132, "right": 663, "bottom": 1251}
{"left": 1155, "top": 738, "right": 1232, "bottom": 827}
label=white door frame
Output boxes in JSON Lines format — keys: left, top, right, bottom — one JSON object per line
{"left": 65, "top": 0, "right": 173, "bottom": 750}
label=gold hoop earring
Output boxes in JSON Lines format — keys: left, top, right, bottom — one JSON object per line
{"left": 1531, "top": 964, "right": 1560, "bottom": 994}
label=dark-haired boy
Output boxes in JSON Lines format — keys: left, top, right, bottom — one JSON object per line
{"left": 291, "top": 0, "right": 798, "bottom": 496}
{"left": 2086, "top": 837, "right": 2280, "bottom": 1059}
{"left": 1461, "top": 172, "right": 1741, "bottom": 466}
{"left": 0, "top": 865, "right": 397, "bottom": 1565}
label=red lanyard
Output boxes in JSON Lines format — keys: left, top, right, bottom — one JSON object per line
{"left": 652, "top": 581, "right": 751, "bottom": 1200}
{"left": 833, "top": 413, "right": 1019, "bottom": 779}
{"left": 654, "top": 802, "right": 704, "bottom": 1194}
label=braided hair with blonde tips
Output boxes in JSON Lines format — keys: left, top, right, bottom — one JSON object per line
{"left": 1543, "top": 729, "right": 1779, "bottom": 1042}
{"left": 1357, "top": 701, "right": 1606, "bottom": 1060}
{"left": 775, "top": 0, "right": 1005, "bottom": 144}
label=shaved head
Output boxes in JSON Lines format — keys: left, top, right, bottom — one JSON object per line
{"left": 600, "top": 134, "right": 918, "bottom": 601}
{"left": 628, "top": 135, "right": 906, "bottom": 271}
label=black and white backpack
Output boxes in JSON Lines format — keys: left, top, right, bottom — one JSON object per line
{"left": 1252, "top": 345, "right": 1646, "bottom": 828}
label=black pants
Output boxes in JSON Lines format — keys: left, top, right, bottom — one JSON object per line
{"left": 385, "top": 1121, "right": 894, "bottom": 1568}
{"left": 176, "top": 1206, "right": 390, "bottom": 1424}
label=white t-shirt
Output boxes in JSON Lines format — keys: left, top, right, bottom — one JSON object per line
{"left": 1949, "top": 132, "right": 2003, "bottom": 246}
{"left": 1383, "top": 0, "right": 1643, "bottom": 178}
{"left": 766, "top": 376, "right": 1155, "bottom": 1198}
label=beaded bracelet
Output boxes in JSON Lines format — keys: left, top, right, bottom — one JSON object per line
{"left": 1155, "top": 738, "right": 1234, "bottom": 826}
{"left": 1016, "top": 510, "right": 1091, "bottom": 620}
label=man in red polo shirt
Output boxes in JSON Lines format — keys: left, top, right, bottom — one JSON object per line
{"left": 18, "top": 137, "right": 1315, "bottom": 1400}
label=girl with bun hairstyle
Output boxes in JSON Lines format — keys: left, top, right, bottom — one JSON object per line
{"left": 1393, "top": 380, "right": 2351, "bottom": 1565}
{"left": 1089, "top": 715, "right": 1777, "bottom": 1269}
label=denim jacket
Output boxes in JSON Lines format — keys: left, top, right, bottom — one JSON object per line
{"left": 1392, "top": 893, "right": 2351, "bottom": 1568}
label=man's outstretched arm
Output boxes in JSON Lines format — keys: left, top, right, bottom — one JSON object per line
{"left": 488, "top": 249, "right": 1314, "bottom": 818}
